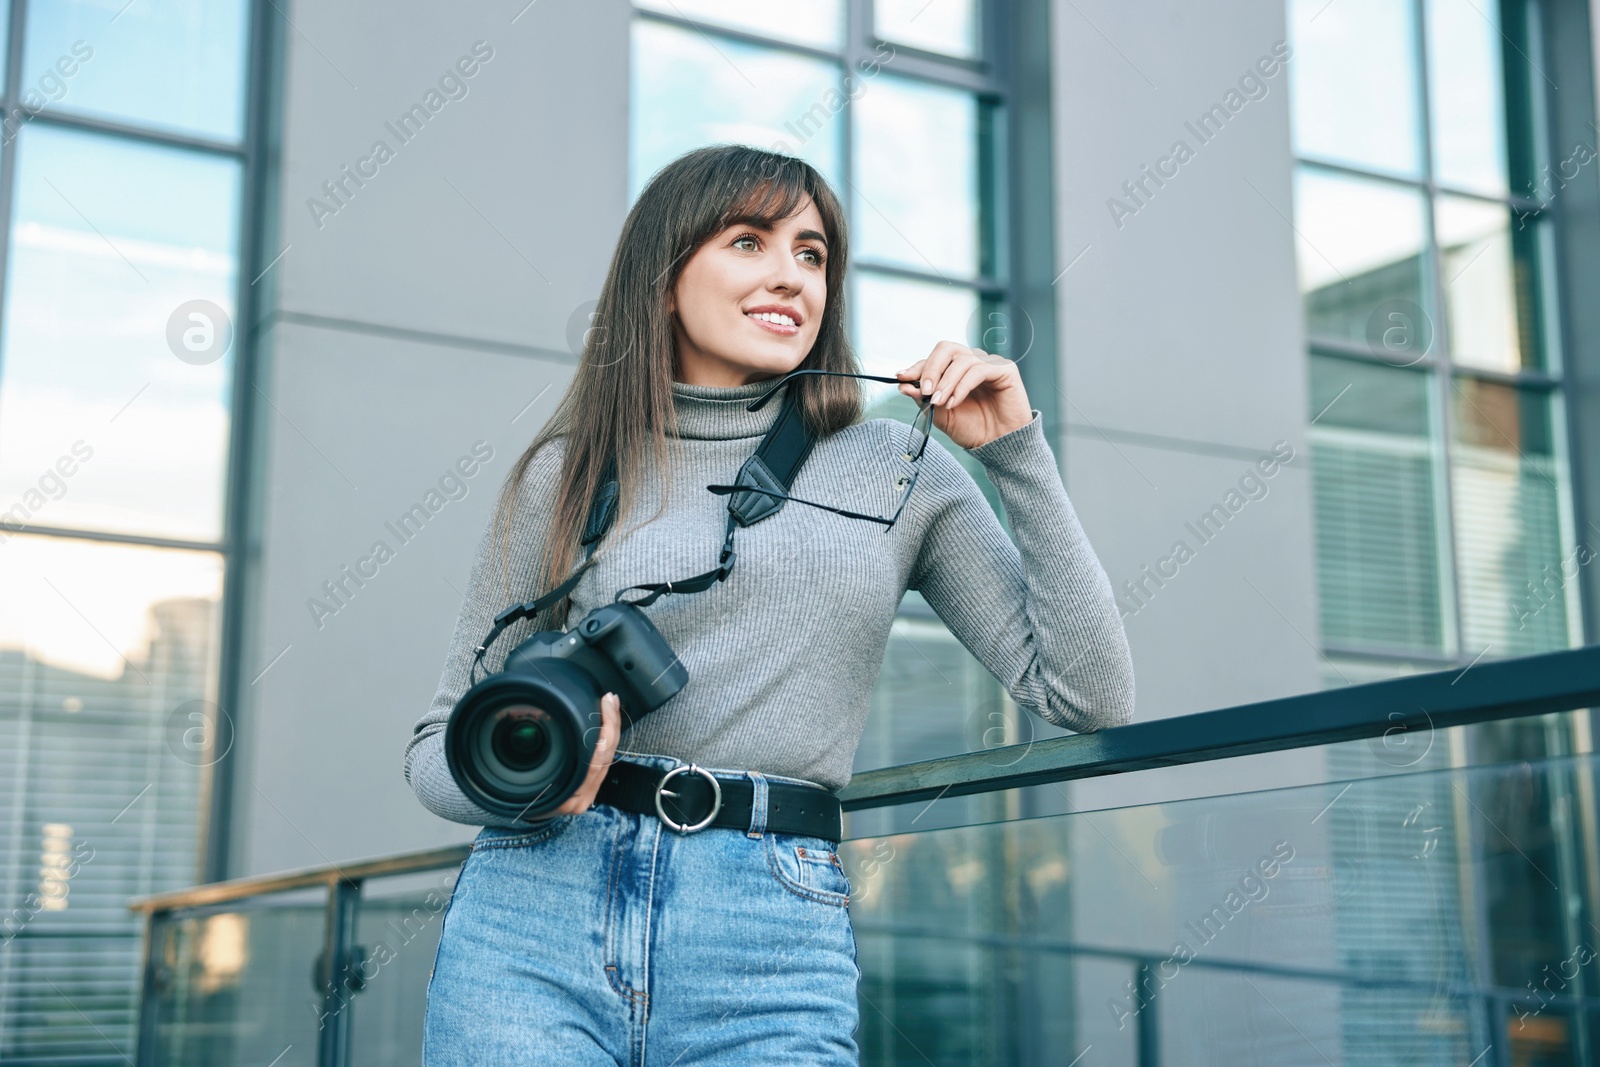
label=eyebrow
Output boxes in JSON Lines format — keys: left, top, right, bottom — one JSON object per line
{"left": 727, "top": 215, "right": 829, "bottom": 248}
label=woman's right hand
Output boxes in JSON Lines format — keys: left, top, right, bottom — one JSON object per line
{"left": 536, "top": 692, "right": 621, "bottom": 820}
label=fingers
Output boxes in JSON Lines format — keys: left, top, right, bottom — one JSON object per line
{"left": 917, "top": 340, "right": 966, "bottom": 400}
{"left": 942, "top": 359, "right": 998, "bottom": 409}
{"left": 589, "top": 693, "right": 620, "bottom": 775}
{"left": 561, "top": 693, "right": 621, "bottom": 817}
{"left": 900, "top": 341, "right": 1013, "bottom": 408}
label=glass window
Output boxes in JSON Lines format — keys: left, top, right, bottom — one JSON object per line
{"left": 634, "top": 0, "right": 844, "bottom": 49}
{"left": 1435, "top": 194, "right": 1543, "bottom": 373}
{"left": 22, "top": 0, "right": 250, "bottom": 143}
{"left": 0, "top": 533, "right": 222, "bottom": 1058}
{"left": 1425, "top": 0, "right": 1510, "bottom": 195}
{"left": 0, "top": 4, "right": 254, "bottom": 1059}
{"left": 0, "top": 124, "right": 241, "bottom": 543}
{"left": 1290, "top": 0, "right": 1574, "bottom": 667}
{"left": 0, "top": 0, "right": 12, "bottom": 93}
{"left": 874, "top": 0, "right": 981, "bottom": 59}
{"left": 630, "top": 19, "right": 843, "bottom": 198}
{"left": 1288, "top": 0, "right": 1423, "bottom": 177}
{"left": 1450, "top": 379, "right": 1569, "bottom": 656}
{"left": 854, "top": 273, "right": 980, "bottom": 379}
{"left": 854, "top": 74, "right": 981, "bottom": 277}
{"left": 1294, "top": 167, "right": 1429, "bottom": 349}
{"left": 1308, "top": 356, "right": 1445, "bottom": 655}
{"left": 1310, "top": 351, "right": 1432, "bottom": 438}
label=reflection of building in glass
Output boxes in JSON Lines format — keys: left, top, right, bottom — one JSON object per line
{"left": 143, "top": 597, "right": 221, "bottom": 694}
{"left": 1286, "top": 0, "right": 1594, "bottom": 1060}
{"left": 1303, "top": 252, "right": 1425, "bottom": 345}
{"left": 0, "top": 593, "right": 216, "bottom": 1062}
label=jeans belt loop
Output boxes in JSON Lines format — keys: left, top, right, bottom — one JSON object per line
{"left": 746, "top": 770, "right": 769, "bottom": 839}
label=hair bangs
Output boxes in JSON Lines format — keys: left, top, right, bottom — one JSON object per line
{"left": 718, "top": 164, "right": 812, "bottom": 232}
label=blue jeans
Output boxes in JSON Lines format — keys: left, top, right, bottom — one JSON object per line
{"left": 422, "top": 751, "right": 861, "bottom": 1065}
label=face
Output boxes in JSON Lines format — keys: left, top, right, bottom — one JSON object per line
{"left": 668, "top": 194, "right": 829, "bottom": 387}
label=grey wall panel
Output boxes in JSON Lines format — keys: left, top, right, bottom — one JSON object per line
{"left": 1049, "top": 0, "right": 1308, "bottom": 456}
{"left": 268, "top": 0, "right": 629, "bottom": 351}
{"left": 1061, "top": 436, "right": 1320, "bottom": 724}
{"left": 235, "top": 0, "right": 629, "bottom": 876}
{"left": 239, "top": 323, "right": 576, "bottom": 874}
{"left": 1049, "top": 0, "right": 1322, "bottom": 736}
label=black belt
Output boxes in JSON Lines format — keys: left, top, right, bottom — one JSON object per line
{"left": 595, "top": 759, "right": 842, "bottom": 843}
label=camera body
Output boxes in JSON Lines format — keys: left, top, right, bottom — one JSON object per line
{"left": 445, "top": 601, "right": 687, "bottom": 822}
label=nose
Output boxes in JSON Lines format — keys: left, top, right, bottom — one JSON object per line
{"left": 766, "top": 246, "right": 806, "bottom": 295}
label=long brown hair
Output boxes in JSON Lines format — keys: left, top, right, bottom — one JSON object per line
{"left": 490, "top": 144, "right": 864, "bottom": 629}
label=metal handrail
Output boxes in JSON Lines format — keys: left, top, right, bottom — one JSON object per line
{"left": 127, "top": 643, "right": 1600, "bottom": 915}
{"left": 837, "top": 642, "right": 1600, "bottom": 809}
{"left": 127, "top": 843, "right": 471, "bottom": 914}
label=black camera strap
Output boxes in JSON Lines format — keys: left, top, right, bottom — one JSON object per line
{"left": 469, "top": 387, "right": 817, "bottom": 680}
{"left": 611, "top": 383, "right": 816, "bottom": 608}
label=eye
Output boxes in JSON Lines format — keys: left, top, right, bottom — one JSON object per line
{"left": 732, "top": 233, "right": 759, "bottom": 252}
{"left": 800, "top": 247, "right": 825, "bottom": 268}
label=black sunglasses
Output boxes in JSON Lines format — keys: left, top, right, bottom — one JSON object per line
{"left": 705, "top": 368, "right": 934, "bottom": 531}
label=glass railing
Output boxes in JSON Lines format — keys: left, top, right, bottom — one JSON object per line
{"left": 128, "top": 646, "right": 1600, "bottom": 1066}
{"left": 843, "top": 752, "right": 1600, "bottom": 1064}
{"left": 140, "top": 890, "right": 327, "bottom": 1065}
{"left": 130, "top": 851, "right": 469, "bottom": 1067}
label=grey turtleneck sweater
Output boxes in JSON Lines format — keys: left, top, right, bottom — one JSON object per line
{"left": 405, "top": 377, "right": 1135, "bottom": 828}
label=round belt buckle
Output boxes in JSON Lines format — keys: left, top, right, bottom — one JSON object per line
{"left": 654, "top": 764, "right": 723, "bottom": 834}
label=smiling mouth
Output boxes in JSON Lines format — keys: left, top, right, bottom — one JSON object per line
{"left": 746, "top": 311, "right": 800, "bottom": 335}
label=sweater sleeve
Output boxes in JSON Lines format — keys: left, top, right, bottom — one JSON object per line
{"left": 403, "top": 441, "right": 565, "bottom": 829}
{"left": 908, "top": 409, "right": 1135, "bottom": 732}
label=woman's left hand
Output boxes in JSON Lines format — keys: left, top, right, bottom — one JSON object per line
{"left": 897, "top": 341, "right": 1034, "bottom": 450}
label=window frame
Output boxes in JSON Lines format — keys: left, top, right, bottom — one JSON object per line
{"left": 0, "top": 0, "right": 272, "bottom": 887}
{"left": 1294, "top": 0, "right": 1583, "bottom": 668}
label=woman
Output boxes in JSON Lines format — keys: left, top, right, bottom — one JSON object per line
{"left": 405, "top": 144, "right": 1134, "bottom": 1065}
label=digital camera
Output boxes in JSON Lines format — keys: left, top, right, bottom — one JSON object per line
{"left": 444, "top": 601, "right": 687, "bottom": 821}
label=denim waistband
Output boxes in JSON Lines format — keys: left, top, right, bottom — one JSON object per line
{"left": 613, "top": 748, "right": 833, "bottom": 794}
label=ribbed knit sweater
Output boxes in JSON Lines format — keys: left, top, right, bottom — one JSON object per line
{"left": 405, "top": 376, "right": 1135, "bottom": 829}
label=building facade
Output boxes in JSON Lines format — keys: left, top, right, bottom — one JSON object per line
{"left": 0, "top": 0, "right": 1597, "bottom": 1061}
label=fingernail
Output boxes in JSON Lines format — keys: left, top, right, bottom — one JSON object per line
{"left": 922, "top": 379, "right": 931, "bottom": 392}
{"left": 932, "top": 390, "right": 944, "bottom": 404}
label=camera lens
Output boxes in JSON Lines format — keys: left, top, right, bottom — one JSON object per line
{"left": 444, "top": 609, "right": 686, "bottom": 822}
{"left": 449, "top": 674, "right": 593, "bottom": 823}
{"left": 491, "top": 710, "right": 550, "bottom": 771}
